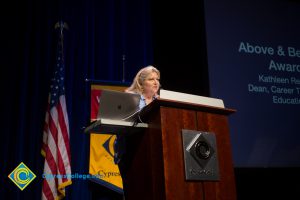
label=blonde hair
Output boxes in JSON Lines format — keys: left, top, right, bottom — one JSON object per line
{"left": 126, "top": 65, "right": 160, "bottom": 94}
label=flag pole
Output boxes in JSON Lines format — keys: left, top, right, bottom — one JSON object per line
{"left": 54, "top": 21, "right": 69, "bottom": 31}
{"left": 54, "top": 21, "right": 69, "bottom": 61}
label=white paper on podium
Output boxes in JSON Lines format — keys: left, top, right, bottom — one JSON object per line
{"left": 159, "top": 89, "right": 224, "bottom": 108}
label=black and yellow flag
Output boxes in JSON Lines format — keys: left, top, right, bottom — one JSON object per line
{"left": 89, "top": 84, "right": 127, "bottom": 193}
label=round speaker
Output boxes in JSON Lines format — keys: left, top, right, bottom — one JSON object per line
{"left": 195, "top": 141, "right": 210, "bottom": 160}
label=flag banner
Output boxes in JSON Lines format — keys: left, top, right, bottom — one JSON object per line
{"left": 88, "top": 84, "right": 127, "bottom": 193}
{"left": 41, "top": 22, "right": 72, "bottom": 200}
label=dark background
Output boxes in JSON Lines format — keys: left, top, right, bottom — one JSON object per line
{"left": 1, "top": 0, "right": 299, "bottom": 199}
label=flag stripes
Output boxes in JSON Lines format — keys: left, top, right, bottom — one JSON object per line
{"left": 42, "top": 96, "right": 72, "bottom": 200}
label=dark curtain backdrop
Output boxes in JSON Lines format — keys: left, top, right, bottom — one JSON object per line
{"left": 3, "top": 1, "right": 299, "bottom": 199}
{"left": 151, "top": 1, "right": 209, "bottom": 96}
{"left": 1, "top": 0, "right": 154, "bottom": 199}
{"left": 1, "top": 0, "right": 209, "bottom": 199}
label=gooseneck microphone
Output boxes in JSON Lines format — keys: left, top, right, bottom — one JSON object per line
{"left": 122, "top": 54, "right": 126, "bottom": 82}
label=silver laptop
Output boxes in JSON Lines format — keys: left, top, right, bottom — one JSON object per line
{"left": 84, "top": 89, "right": 148, "bottom": 134}
{"left": 97, "top": 89, "right": 141, "bottom": 122}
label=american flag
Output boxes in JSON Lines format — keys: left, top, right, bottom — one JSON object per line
{"left": 41, "top": 24, "right": 72, "bottom": 200}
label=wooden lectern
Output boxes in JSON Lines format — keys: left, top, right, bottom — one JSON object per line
{"left": 119, "top": 98, "right": 236, "bottom": 200}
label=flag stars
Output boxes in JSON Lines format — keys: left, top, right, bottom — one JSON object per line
{"left": 48, "top": 42, "right": 67, "bottom": 107}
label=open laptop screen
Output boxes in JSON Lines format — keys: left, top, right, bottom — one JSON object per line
{"left": 97, "top": 89, "right": 141, "bottom": 122}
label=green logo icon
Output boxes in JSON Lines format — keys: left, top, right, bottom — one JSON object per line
{"left": 8, "top": 162, "right": 36, "bottom": 191}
